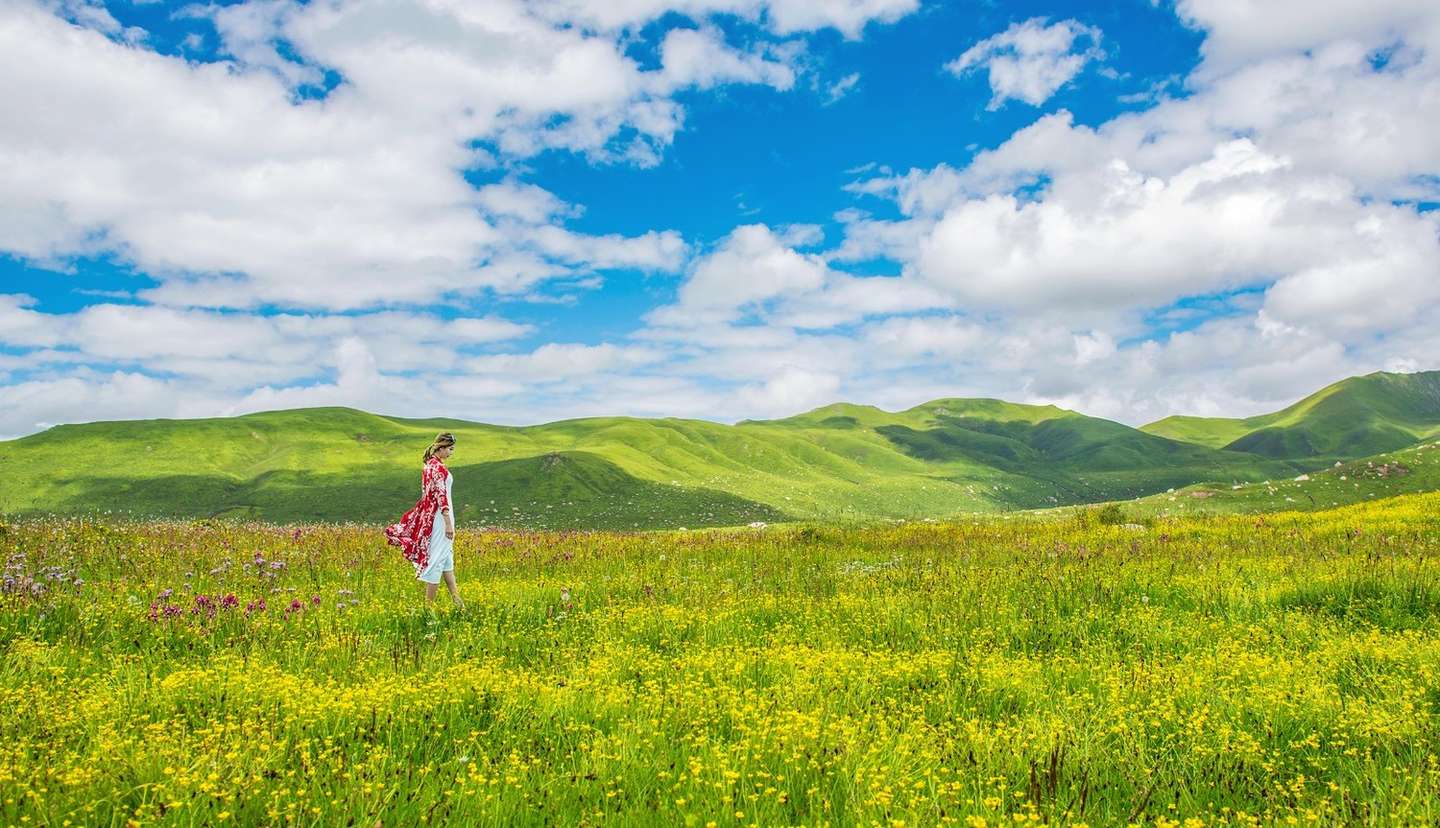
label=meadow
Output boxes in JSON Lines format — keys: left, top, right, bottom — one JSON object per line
{"left": 3, "top": 494, "right": 1440, "bottom": 826}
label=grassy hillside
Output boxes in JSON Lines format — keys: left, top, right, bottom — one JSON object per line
{"left": 839, "top": 398, "right": 1295, "bottom": 507}
{"left": 1141, "top": 370, "right": 1440, "bottom": 460}
{"left": 1, "top": 397, "right": 1300, "bottom": 527}
{"left": 5, "top": 371, "right": 1437, "bottom": 528}
{"left": 1104, "top": 439, "right": 1440, "bottom": 519}
{"left": 0, "top": 409, "right": 797, "bottom": 530}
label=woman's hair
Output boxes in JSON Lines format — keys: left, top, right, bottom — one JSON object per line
{"left": 423, "top": 432, "right": 456, "bottom": 463}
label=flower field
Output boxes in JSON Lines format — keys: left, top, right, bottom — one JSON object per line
{"left": 3, "top": 494, "right": 1440, "bottom": 827}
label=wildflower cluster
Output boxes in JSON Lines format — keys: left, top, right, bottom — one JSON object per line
{"left": 2, "top": 551, "right": 83, "bottom": 600}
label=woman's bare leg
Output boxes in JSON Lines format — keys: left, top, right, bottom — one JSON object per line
{"left": 442, "top": 570, "right": 464, "bottom": 608}
{"left": 424, "top": 582, "right": 439, "bottom": 603}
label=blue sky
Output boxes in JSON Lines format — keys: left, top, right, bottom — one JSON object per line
{"left": 1, "top": 0, "right": 1437, "bottom": 437}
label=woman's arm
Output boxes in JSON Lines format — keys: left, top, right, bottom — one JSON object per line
{"left": 434, "top": 466, "right": 455, "bottom": 538}
{"left": 442, "top": 500, "right": 454, "bottom": 538}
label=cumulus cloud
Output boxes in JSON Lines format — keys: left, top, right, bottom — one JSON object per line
{"left": 1175, "top": 0, "right": 1440, "bottom": 77}
{"left": 0, "top": 299, "right": 534, "bottom": 389}
{"left": 897, "top": 137, "right": 1440, "bottom": 319}
{"left": 647, "top": 224, "right": 830, "bottom": 326}
{"left": 738, "top": 366, "right": 840, "bottom": 415}
{"left": 0, "top": 0, "right": 902, "bottom": 314}
{"left": 645, "top": 223, "right": 952, "bottom": 331}
{"left": 944, "top": 17, "right": 1103, "bottom": 108}
{"left": 653, "top": 26, "right": 796, "bottom": 92}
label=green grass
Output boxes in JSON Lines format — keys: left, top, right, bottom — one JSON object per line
{"left": 1141, "top": 370, "right": 1440, "bottom": 460}
{"left": 4, "top": 494, "right": 1440, "bottom": 825}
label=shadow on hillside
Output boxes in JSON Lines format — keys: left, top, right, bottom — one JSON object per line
{"left": 876, "top": 414, "right": 1304, "bottom": 508}
{"left": 23, "top": 451, "right": 790, "bottom": 530}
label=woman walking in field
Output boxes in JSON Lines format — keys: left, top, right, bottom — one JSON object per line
{"left": 384, "top": 432, "right": 465, "bottom": 608}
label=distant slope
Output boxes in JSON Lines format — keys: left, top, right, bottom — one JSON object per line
{"left": 1116, "top": 439, "right": 1440, "bottom": 518}
{"left": 805, "top": 398, "right": 1297, "bottom": 508}
{"left": 1141, "top": 371, "right": 1440, "bottom": 460}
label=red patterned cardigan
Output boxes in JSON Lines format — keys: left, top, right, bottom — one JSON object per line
{"left": 383, "top": 457, "right": 450, "bottom": 570}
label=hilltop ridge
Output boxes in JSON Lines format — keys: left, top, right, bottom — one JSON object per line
{"left": 1141, "top": 370, "right": 1440, "bottom": 460}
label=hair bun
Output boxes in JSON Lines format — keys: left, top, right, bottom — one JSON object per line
{"left": 423, "top": 432, "right": 457, "bottom": 461}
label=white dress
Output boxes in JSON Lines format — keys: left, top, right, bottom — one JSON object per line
{"left": 415, "top": 470, "right": 454, "bottom": 584}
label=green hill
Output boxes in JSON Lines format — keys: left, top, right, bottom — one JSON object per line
{"left": 3, "top": 371, "right": 1436, "bottom": 528}
{"left": 1112, "top": 439, "right": 1440, "bottom": 519}
{"left": 0, "top": 399, "right": 1295, "bottom": 528}
{"left": 1141, "top": 371, "right": 1440, "bottom": 461}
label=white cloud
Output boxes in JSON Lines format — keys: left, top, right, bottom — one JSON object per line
{"left": 1071, "top": 330, "right": 1115, "bottom": 366}
{"left": 0, "top": 299, "right": 535, "bottom": 389}
{"left": 475, "top": 180, "right": 580, "bottom": 223}
{"left": 945, "top": 17, "right": 1103, "bottom": 109}
{"left": 899, "top": 138, "right": 1440, "bottom": 318}
{"left": 737, "top": 366, "right": 840, "bottom": 416}
{"left": 822, "top": 71, "right": 861, "bottom": 105}
{"left": 645, "top": 223, "right": 953, "bottom": 331}
{"left": 0, "top": 0, "right": 896, "bottom": 314}
{"left": 0, "top": 370, "right": 187, "bottom": 438}
{"left": 862, "top": 315, "right": 986, "bottom": 359}
{"left": 465, "top": 343, "right": 663, "bottom": 382}
{"left": 647, "top": 224, "right": 829, "bottom": 326}
{"left": 196, "top": 0, "right": 324, "bottom": 88}
{"left": 1175, "top": 0, "right": 1440, "bottom": 77}
{"left": 0, "top": 295, "right": 65, "bottom": 348}
{"left": 760, "top": 0, "right": 917, "bottom": 39}
{"left": 653, "top": 26, "right": 795, "bottom": 92}
{"left": 445, "top": 316, "right": 535, "bottom": 343}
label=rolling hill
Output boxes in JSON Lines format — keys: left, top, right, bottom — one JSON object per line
{"left": 2, "top": 370, "right": 1437, "bottom": 528}
{"left": 1113, "top": 439, "right": 1440, "bottom": 519}
{"left": 1141, "top": 370, "right": 1440, "bottom": 461}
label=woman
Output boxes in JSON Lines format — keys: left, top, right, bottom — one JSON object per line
{"left": 384, "top": 432, "right": 465, "bottom": 608}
